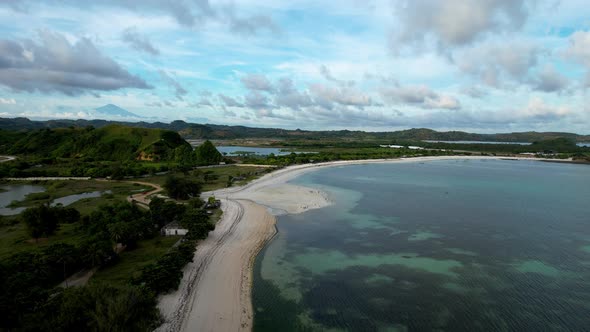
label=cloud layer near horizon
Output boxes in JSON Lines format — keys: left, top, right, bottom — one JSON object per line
{"left": 0, "top": 0, "right": 588, "bottom": 133}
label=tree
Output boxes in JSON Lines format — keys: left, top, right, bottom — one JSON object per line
{"left": 149, "top": 197, "right": 185, "bottom": 229}
{"left": 194, "top": 140, "right": 222, "bottom": 166}
{"left": 54, "top": 206, "right": 81, "bottom": 224}
{"left": 163, "top": 176, "right": 202, "bottom": 200}
{"left": 80, "top": 236, "right": 114, "bottom": 268}
{"left": 42, "top": 243, "right": 79, "bottom": 287}
{"left": 181, "top": 208, "right": 214, "bottom": 239}
{"left": 21, "top": 204, "right": 59, "bottom": 241}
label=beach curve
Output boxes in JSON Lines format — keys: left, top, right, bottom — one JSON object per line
{"left": 157, "top": 155, "right": 573, "bottom": 331}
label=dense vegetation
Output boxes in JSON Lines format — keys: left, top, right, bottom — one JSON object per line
{"left": 0, "top": 127, "right": 227, "bottom": 178}
{"left": 0, "top": 180, "right": 218, "bottom": 330}
{"left": 194, "top": 140, "right": 223, "bottom": 165}
{"left": 0, "top": 125, "right": 189, "bottom": 161}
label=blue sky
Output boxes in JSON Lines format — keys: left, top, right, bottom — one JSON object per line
{"left": 0, "top": 0, "right": 589, "bottom": 133}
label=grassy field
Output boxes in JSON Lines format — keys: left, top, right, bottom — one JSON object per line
{"left": 0, "top": 220, "right": 86, "bottom": 259}
{"left": 0, "top": 180, "right": 151, "bottom": 258}
{"left": 91, "top": 235, "right": 182, "bottom": 288}
{"left": 139, "top": 165, "right": 271, "bottom": 192}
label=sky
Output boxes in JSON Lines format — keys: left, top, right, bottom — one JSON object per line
{"left": 0, "top": 0, "right": 589, "bottom": 133}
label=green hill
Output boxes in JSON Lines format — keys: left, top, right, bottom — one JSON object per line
{"left": 0, "top": 117, "right": 589, "bottom": 143}
{"left": 3, "top": 125, "right": 190, "bottom": 161}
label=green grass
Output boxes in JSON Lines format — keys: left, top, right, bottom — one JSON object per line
{"left": 0, "top": 180, "right": 151, "bottom": 258}
{"left": 91, "top": 235, "right": 182, "bottom": 288}
{"left": 139, "top": 165, "right": 270, "bottom": 193}
{"left": 0, "top": 221, "right": 86, "bottom": 259}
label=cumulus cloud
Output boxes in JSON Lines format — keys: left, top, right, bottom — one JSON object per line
{"left": 391, "top": 0, "right": 531, "bottom": 51}
{"left": 241, "top": 73, "right": 274, "bottom": 92}
{"left": 521, "top": 97, "right": 570, "bottom": 119}
{"left": 0, "top": 97, "right": 16, "bottom": 105}
{"left": 158, "top": 70, "right": 187, "bottom": 100}
{"left": 226, "top": 11, "right": 280, "bottom": 36}
{"left": 255, "top": 108, "right": 295, "bottom": 120}
{"left": 219, "top": 94, "right": 244, "bottom": 107}
{"left": 462, "top": 85, "right": 488, "bottom": 98}
{"left": 380, "top": 84, "right": 461, "bottom": 110}
{"left": 7, "top": 0, "right": 278, "bottom": 36}
{"left": 309, "top": 84, "right": 372, "bottom": 109}
{"left": 565, "top": 30, "right": 590, "bottom": 66}
{"left": 319, "top": 65, "right": 355, "bottom": 87}
{"left": 564, "top": 30, "right": 590, "bottom": 87}
{"left": 274, "top": 78, "right": 312, "bottom": 110}
{"left": 244, "top": 91, "right": 273, "bottom": 109}
{"left": 122, "top": 27, "right": 160, "bottom": 56}
{"left": 0, "top": 30, "right": 151, "bottom": 95}
{"left": 456, "top": 41, "right": 540, "bottom": 86}
{"left": 531, "top": 65, "right": 569, "bottom": 93}
{"left": 189, "top": 98, "right": 213, "bottom": 108}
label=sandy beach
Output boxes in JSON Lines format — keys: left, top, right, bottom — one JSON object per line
{"left": 156, "top": 155, "right": 575, "bottom": 332}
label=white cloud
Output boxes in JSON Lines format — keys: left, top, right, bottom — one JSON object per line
{"left": 391, "top": 0, "right": 531, "bottom": 51}
{"left": 531, "top": 65, "right": 569, "bottom": 92}
{"left": 309, "top": 84, "right": 372, "bottom": 109}
{"left": 0, "top": 97, "right": 16, "bottom": 105}
{"left": 522, "top": 97, "right": 570, "bottom": 119}
{"left": 380, "top": 84, "right": 461, "bottom": 110}
{"left": 456, "top": 41, "right": 541, "bottom": 86}
{"left": 565, "top": 30, "right": 590, "bottom": 66}
{"left": 241, "top": 73, "right": 275, "bottom": 92}
{"left": 0, "top": 29, "right": 151, "bottom": 95}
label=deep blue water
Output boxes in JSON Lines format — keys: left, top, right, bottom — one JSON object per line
{"left": 253, "top": 159, "right": 590, "bottom": 331}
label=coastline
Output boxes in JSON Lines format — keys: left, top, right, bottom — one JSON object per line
{"left": 156, "top": 155, "right": 580, "bottom": 332}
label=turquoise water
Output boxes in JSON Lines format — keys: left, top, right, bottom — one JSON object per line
{"left": 252, "top": 159, "right": 590, "bottom": 331}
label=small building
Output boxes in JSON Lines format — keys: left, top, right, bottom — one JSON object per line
{"left": 161, "top": 221, "right": 188, "bottom": 236}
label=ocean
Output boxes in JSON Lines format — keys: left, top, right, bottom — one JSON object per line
{"left": 253, "top": 159, "right": 590, "bottom": 331}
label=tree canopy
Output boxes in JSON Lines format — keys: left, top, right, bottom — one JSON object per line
{"left": 194, "top": 140, "right": 222, "bottom": 166}
{"left": 163, "top": 176, "right": 202, "bottom": 200}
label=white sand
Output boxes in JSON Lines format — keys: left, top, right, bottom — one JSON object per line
{"left": 157, "top": 155, "right": 572, "bottom": 331}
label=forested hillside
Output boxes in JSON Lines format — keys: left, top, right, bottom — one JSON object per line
{"left": 0, "top": 125, "right": 190, "bottom": 161}
{"left": 1, "top": 117, "right": 589, "bottom": 142}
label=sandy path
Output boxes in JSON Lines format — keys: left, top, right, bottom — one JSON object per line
{"left": 180, "top": 200, "right": 275, "bottom": 332}
{"left": 157, "top": 199, "right": 276, "bottom": 332}
{"left": 126, "top": 181, "right": 163, "bottom": 207}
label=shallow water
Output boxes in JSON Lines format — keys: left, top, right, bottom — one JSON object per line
{"left": 0, "top": 184, "right": 45, "bottom": 215}
{"left": 216, "top": 146, "right": 293, "bottom": 156}
{"left": 253, "top": 159, "right": 590, "bottom": 331}
{"left": 50, "top": 190, "right": 112, "bottom": 207}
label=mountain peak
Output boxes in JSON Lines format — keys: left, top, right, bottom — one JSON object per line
{"left": 94, "top": 104, "right": 141, "bottom": 118}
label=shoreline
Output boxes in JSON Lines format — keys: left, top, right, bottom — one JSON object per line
{"left": 157, "top": 155, "right": 582, "bottom": 331}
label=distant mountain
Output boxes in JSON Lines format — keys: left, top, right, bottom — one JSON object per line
{"left": 0, "top": 117, "right": 588, "bottom": 143}
{"left": 94, "top": 104, "right": 142, "bottom": 118}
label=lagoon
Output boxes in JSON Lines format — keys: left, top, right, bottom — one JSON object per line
{"left": 216, "top": 146, "right": 299, "bottom": 156}
{"left": 253, "top": 159, "right": 590, "bottom": 331}
{"left": 0, "top": 185, "right": 45, "bottom": 216}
